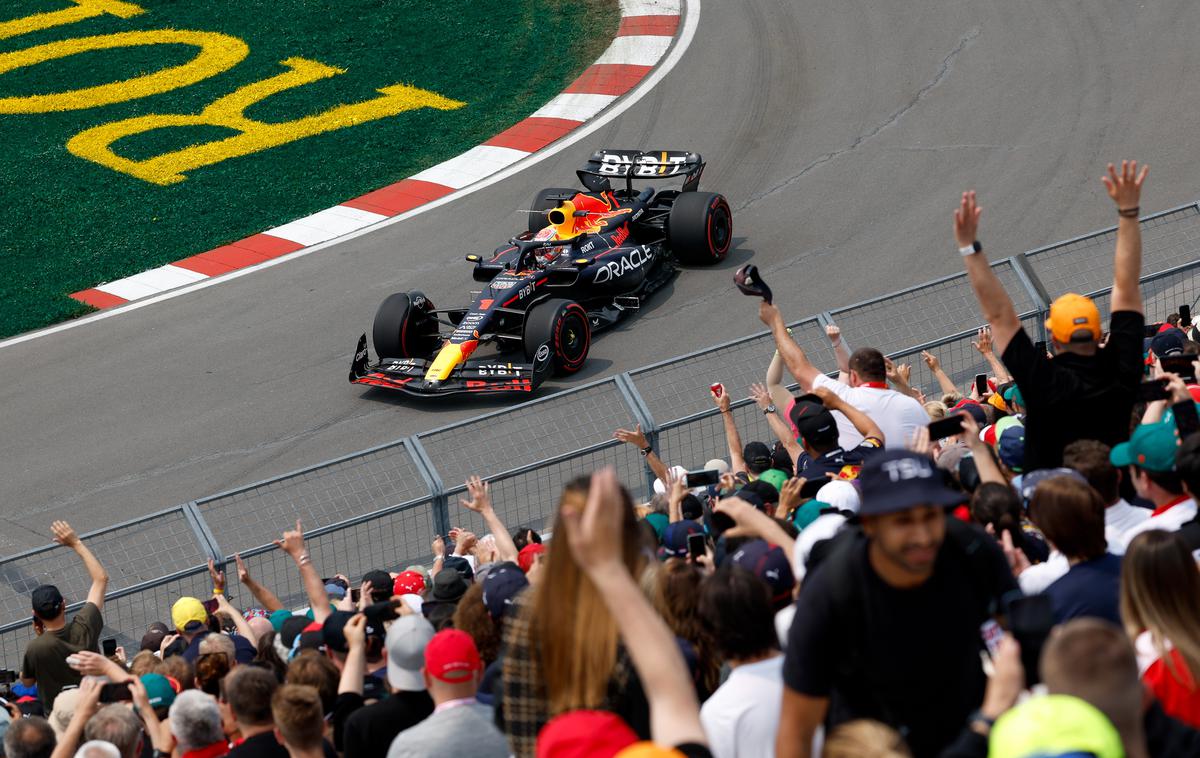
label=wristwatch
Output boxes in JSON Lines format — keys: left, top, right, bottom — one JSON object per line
{"left": 640, "top": 445, "right": 653, "bottom": 457}
{"left": 967, "top": 708, "right": 995, "bottom": 736}
{"left": 763, "top": 404, "right": 777, "bottom": 415}
{"left": 958, "top": 240, "right": 982, "bottom": 256}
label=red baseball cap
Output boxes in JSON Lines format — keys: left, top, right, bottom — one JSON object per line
{"left": 392, "top": 570, "right": 426, "bottom": 597}
{"left": 424, "top": 629, "right": 481, "bottom": 683}
{"left": 536, "top": 710, "right": 639, "bottom": 758}
{"left": 518, "top": 543, "right": 546, "bottom": 573}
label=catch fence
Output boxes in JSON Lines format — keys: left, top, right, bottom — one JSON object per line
{"left": 1, "top": 204, "right": 1198, "bottom": 670}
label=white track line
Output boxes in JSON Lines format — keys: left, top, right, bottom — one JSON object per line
{"left": 0, "top": 0, "right": 700, "bottom": 351}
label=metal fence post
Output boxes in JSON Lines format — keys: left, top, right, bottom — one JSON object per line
{"left": 614, "top": 373, "right": 660, "bottom": 494}
{"left": 406, "top": 436, "right": 450, "bottom": 538}
{"left": 816, "top": 311, "right": 845, "bottom": 351}
{"left": 1009, "top": 255, "right": 1053, "bottom": 343}
{"left": 181, "top": 501, "right": 223, "bottom": 565}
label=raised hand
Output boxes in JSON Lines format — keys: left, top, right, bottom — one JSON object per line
{"left": 614, "top": 424, "right": 650, "bottom": 449}
{"left": 563, "top": 467, "right": 627, "bottom": 572}
{"left": 759, "top": 300, "right": 781, "bottom": 326}
{"left": 711, "top": 383, "right": 731, "bottom": 413}
{"left": 825, "top": 323, "right": 842, "bottom": 345}
{"left": 749, "top": 382, "right": 774, "bottom": 411}
{"left": 51, "top": 520, "right": 80, "bottom": 548}
{"left": 778, "top": 477, "right": 806, "bottom": 515}
{"left": 896, "top": 363, "right": 912, "bottom": 385}
{"left": 274, "top": 519, "right": 306, "bottom": 559}
{"left": 431, "top": 535, "right": 445, "bottom": 559}
{"left": 207, "top": 558, "right": 226, "bottom": 593}
{"left": 811, "top": 385, "right": 841, "bottom": 410}
{"left": 922, "top": 350, "right": 942, "bottom": 372}
{"left": 1102, "top": 160, "right": 1149, "bottom": 210}
{"left": 459, "top": 475, "right": 493, "bottom": 515}
{"left": 972, "top": 326, "right": 994, "bottom": 356}
{"left": 955, "top": 191, "right": 982, "bottom": 248}
{"left": 234, "top": 553, "right": 251, "bottom": 585}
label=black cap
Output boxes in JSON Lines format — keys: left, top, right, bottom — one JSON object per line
{"left": 859, "top": 450, "right": 964, "bottom": 516}
{"left": 31, "top": 585, "right": 63, "bottom": 620}
{"left": 442, "top": 556, "right": 475, "bottom": 582}
{"left": 280, "top": 616, "right": 310, "bottom": 649}
{"left": 362, "top": 570, "right": 393, "bottom": 602}
{"left": 428, "top": 569, "right": 468, "bottom": 603}
{"left": 789, "top": 395, "right": 838, "bottom": 446}
{"left": 481, "top": 562, "right": 529, "bottom": 621}
{"left": 1151, "top": 328, "right": 1186, "bottom": 357}
{"left": 742, "top": 442, "right": 772, "bottom": 474}
{"left": 740, "top": 479, "right": 779, "bottom": 507}
{"left": 680, "top": 493, "right": 704, "bottom": 521}
{"left": 321, "top": 610, "right": 384, "bottom": 654}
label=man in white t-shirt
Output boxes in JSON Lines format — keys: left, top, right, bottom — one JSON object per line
{"left": 698, "top": 564, "right": 792, "bottom": 758}
{"left": 1112, "top": 422, "right": 1197, "bottom": 546}
{"left": 759, "top": 302, "right": 928, "bottom": 449}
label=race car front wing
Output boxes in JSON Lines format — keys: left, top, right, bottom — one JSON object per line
{"left": 349, "top": 335, "right": 553, "bottom": 396}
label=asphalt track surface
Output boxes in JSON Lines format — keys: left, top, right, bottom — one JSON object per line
{"left": 5, "top": 0, "right": 1200, "bottom": 553}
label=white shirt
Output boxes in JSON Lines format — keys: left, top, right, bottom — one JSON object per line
{"left": 1120, "top": 497, "right": 1197, "bottom": 545}
{"left": 792, "top": 513, "right": 847, "bottom": 580}
{"left": 1019, "top": 531, "right": 1127, "bottom": 594}
{"left": 701, "top": 656, "right": 785, "bottom": 758}
{"left": 812, "top": 374, "right": 930, "bottom": 449}
{"left": 1106, "top": 499, "right": 1151, "bottom": 536}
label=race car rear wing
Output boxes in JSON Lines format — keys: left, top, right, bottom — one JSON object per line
{"left": 579, "top": 149, "right": 705, "bottom": 193}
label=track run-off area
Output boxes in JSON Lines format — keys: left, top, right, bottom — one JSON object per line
{"left": 6, "top": 0, "right": 1200, "bottom": 552}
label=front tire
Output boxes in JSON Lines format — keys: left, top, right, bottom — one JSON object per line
{"left": 528, "top": 187, "right": 576, "bottom": 234}
{"left": 523, "top": 298, "right": 591, "bottom": 375}
{"left": 372, "top": 291, "right": 438, "bottom": 359}
{"left": 668, "top": 191, "right": 732, "bottom": 264}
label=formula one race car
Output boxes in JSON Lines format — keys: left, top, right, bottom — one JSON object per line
{"left": 350, "top": 149, "right": 732, "bottom": 397}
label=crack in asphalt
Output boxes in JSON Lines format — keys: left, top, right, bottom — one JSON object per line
{"left": 736, "top": 26, "right": 981, "bottom": 212}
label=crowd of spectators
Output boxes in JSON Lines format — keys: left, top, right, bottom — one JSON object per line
{"left": 6, "top": 160, "right": 1200, "bottom": 757}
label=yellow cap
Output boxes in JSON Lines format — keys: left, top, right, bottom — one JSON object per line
{"left": 1045, "top": 293, "right": 1101, "bottom": 344}
{"left": 615, "top": 743, "right": 686, "bottom": 758}
{"left": 171, "top": 596, "right": 207, "bottom": 632}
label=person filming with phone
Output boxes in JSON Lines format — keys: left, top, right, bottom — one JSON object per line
{"left": 20, "top": 520, "right": 109, "bottom": 712}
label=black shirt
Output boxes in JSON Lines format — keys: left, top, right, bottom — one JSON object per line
{"left": 783, "top": 519, "right": 1017, "bottom": 758}
{"left": 226, "top": 732, "right": 337, "bottom": 758}
{"left": 1000, "top": 312, "right": 1144, "bottom": 471}
{"left": 342, "top": 690, "right": 435, "bottom": 758}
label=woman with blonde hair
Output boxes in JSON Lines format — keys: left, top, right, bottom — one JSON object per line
{"left": 822, "top": 719, "right": 911, "bottom": 758}
{"left": 498, "top": 474, "right": 648, "bottom": 756}
{"left": 1120, "top": 529, "right": 1200, "bottom": 727}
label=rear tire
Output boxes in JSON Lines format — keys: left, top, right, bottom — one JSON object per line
{"left": 668, "top": 191, "right": 732, "bottom": 264}
{"left": 523, "top": 298, "right": 591, "bottom": 375}
{"left": 528, "top": 187, "right": 576, "bottom": 234}
{"left": 372, "top": 291, "right": 438, "bottom": 359}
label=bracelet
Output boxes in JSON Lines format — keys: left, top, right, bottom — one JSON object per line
{"left": 212, "top": 587, "right": 224, "bottom": 597}
{"left": 297, "top": 553, "right": 311, "bottom": 566}
{"left": 958, "top": 240, "right": 982, "bottom": 256}
{"left": 1118, "top": 206, "right": 1140, "bottom": 218}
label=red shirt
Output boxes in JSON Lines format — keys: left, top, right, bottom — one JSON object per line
{"left": 182, "top": 742, "right": 230, "bottom": 758}
{"left": 1144, "top": 650, "right": 1200, "bottom": 728}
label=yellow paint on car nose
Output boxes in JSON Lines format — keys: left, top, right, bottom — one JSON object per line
{"left": 425, "top": 343, "right": 463, "bottom": 382}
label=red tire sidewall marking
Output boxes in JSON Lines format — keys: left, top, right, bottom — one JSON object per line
{"left": 706, "top": 198, "right": 731, "bottom": 259}
{"left": 556, "top": 303, "right": 590, "bottom": 371}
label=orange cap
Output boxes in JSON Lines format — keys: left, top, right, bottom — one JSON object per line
{"left": 1045, "top": 293, "right": 1101, "bottom": 344}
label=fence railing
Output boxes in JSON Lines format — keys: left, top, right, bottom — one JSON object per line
{"left": 3, "top": 203, "right": 1199, "bottom": 671}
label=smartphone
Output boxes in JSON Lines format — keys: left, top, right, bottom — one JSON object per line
{"left": 687, "top": 533, "right": 706, "bottom": 561}
{"left": 1034, "top": 340, "right": 1047, "bottom": 356}
{"left": 974, "top": 373, "right": 988, "bottom": 396}
{"left": 1137, "top": 378, "right": 1172, "bottom": 402}
{"left": 98, "top": 682, "right": 132, "bottom": 703}
{"left": 201, "top": 598, "right": 218, "bottom": 615}
{"left": 1006, "top": 595, "right": 1055, "bottom": 687}
{"left": 710, "top": 382, "right": 724, "bottom": 398}
{"left": 1159, "top": 355, "right": 1197, "bottom": 382}
{"left": 350, "top": 588, "right": 361, "bottom": 603}
{"left": 927, "top": 415, "right": 965, "bottom": 440}
{"left": 101, "top": 638, "right": 116, "bottom": 657}
{"left": 1181, "top": 304, "right": 1192, "bottom": 326}
{"left": 1175, "top": 399, "right": 1200, "bottom": 439}
{"left": 708, "top": 508, "right": 735, "bottom": 536}
{"left": 685, "top": 469, "right": 720, "bottom": 488}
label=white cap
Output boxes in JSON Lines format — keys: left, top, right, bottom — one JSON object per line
{"left": 815, "top": 480, "right": 861, "bottom": 514}
{"left": 704, "top": 459, "right": 731, "bottom": 475}
{"left": 385, "top": 614, "right": 435, "bottom": 691}
{"left": 652, "top": 465, "right": 689, "bottom": 495}
{"left": 399, "top": 594, "right": 423, "bottom": 615}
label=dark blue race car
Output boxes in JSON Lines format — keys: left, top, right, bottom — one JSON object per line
{"left": 350, "top": 149, "right": 732, "bottom": 397}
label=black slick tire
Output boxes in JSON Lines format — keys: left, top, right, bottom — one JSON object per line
{"left": 372, "top": 291, "right": 437, "bottom": 359}
{"left": 523, "top": 298, "right": 591, "bottom": 375}
{"left": 668, "top": 191, "right": 732, "bottom": 264}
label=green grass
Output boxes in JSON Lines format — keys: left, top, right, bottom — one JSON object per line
{"left": 0, "top": 0, "right": 619, "bottom": 338}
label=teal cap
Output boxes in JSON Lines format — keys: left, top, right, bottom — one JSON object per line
{"left": 793, "top": 500, "right": 825, "bottom": 531}
{"left": 1110, "top": 421, "right": 1180, "bottom": 472}
{"left": 269, "top": 609, "right": 293, "bottom": 632}
{"left": 140, "top": 673, "right": 175, "bottom": 709}
{"left": 1003, "top": 384, "right": 1024, "bottom": 408}
{"left": 644, "top": 512, "right": 669, "bottom": 540}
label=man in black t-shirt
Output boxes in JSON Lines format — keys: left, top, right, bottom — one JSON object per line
{"left": 20, "top": 521, "right": 109, "bottom": 712}
{"left": 955, "top": 160, "right": 1150, "bottom": 471}
{"left": 776, "top": 451, "right": 1016, "bottom": 758}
